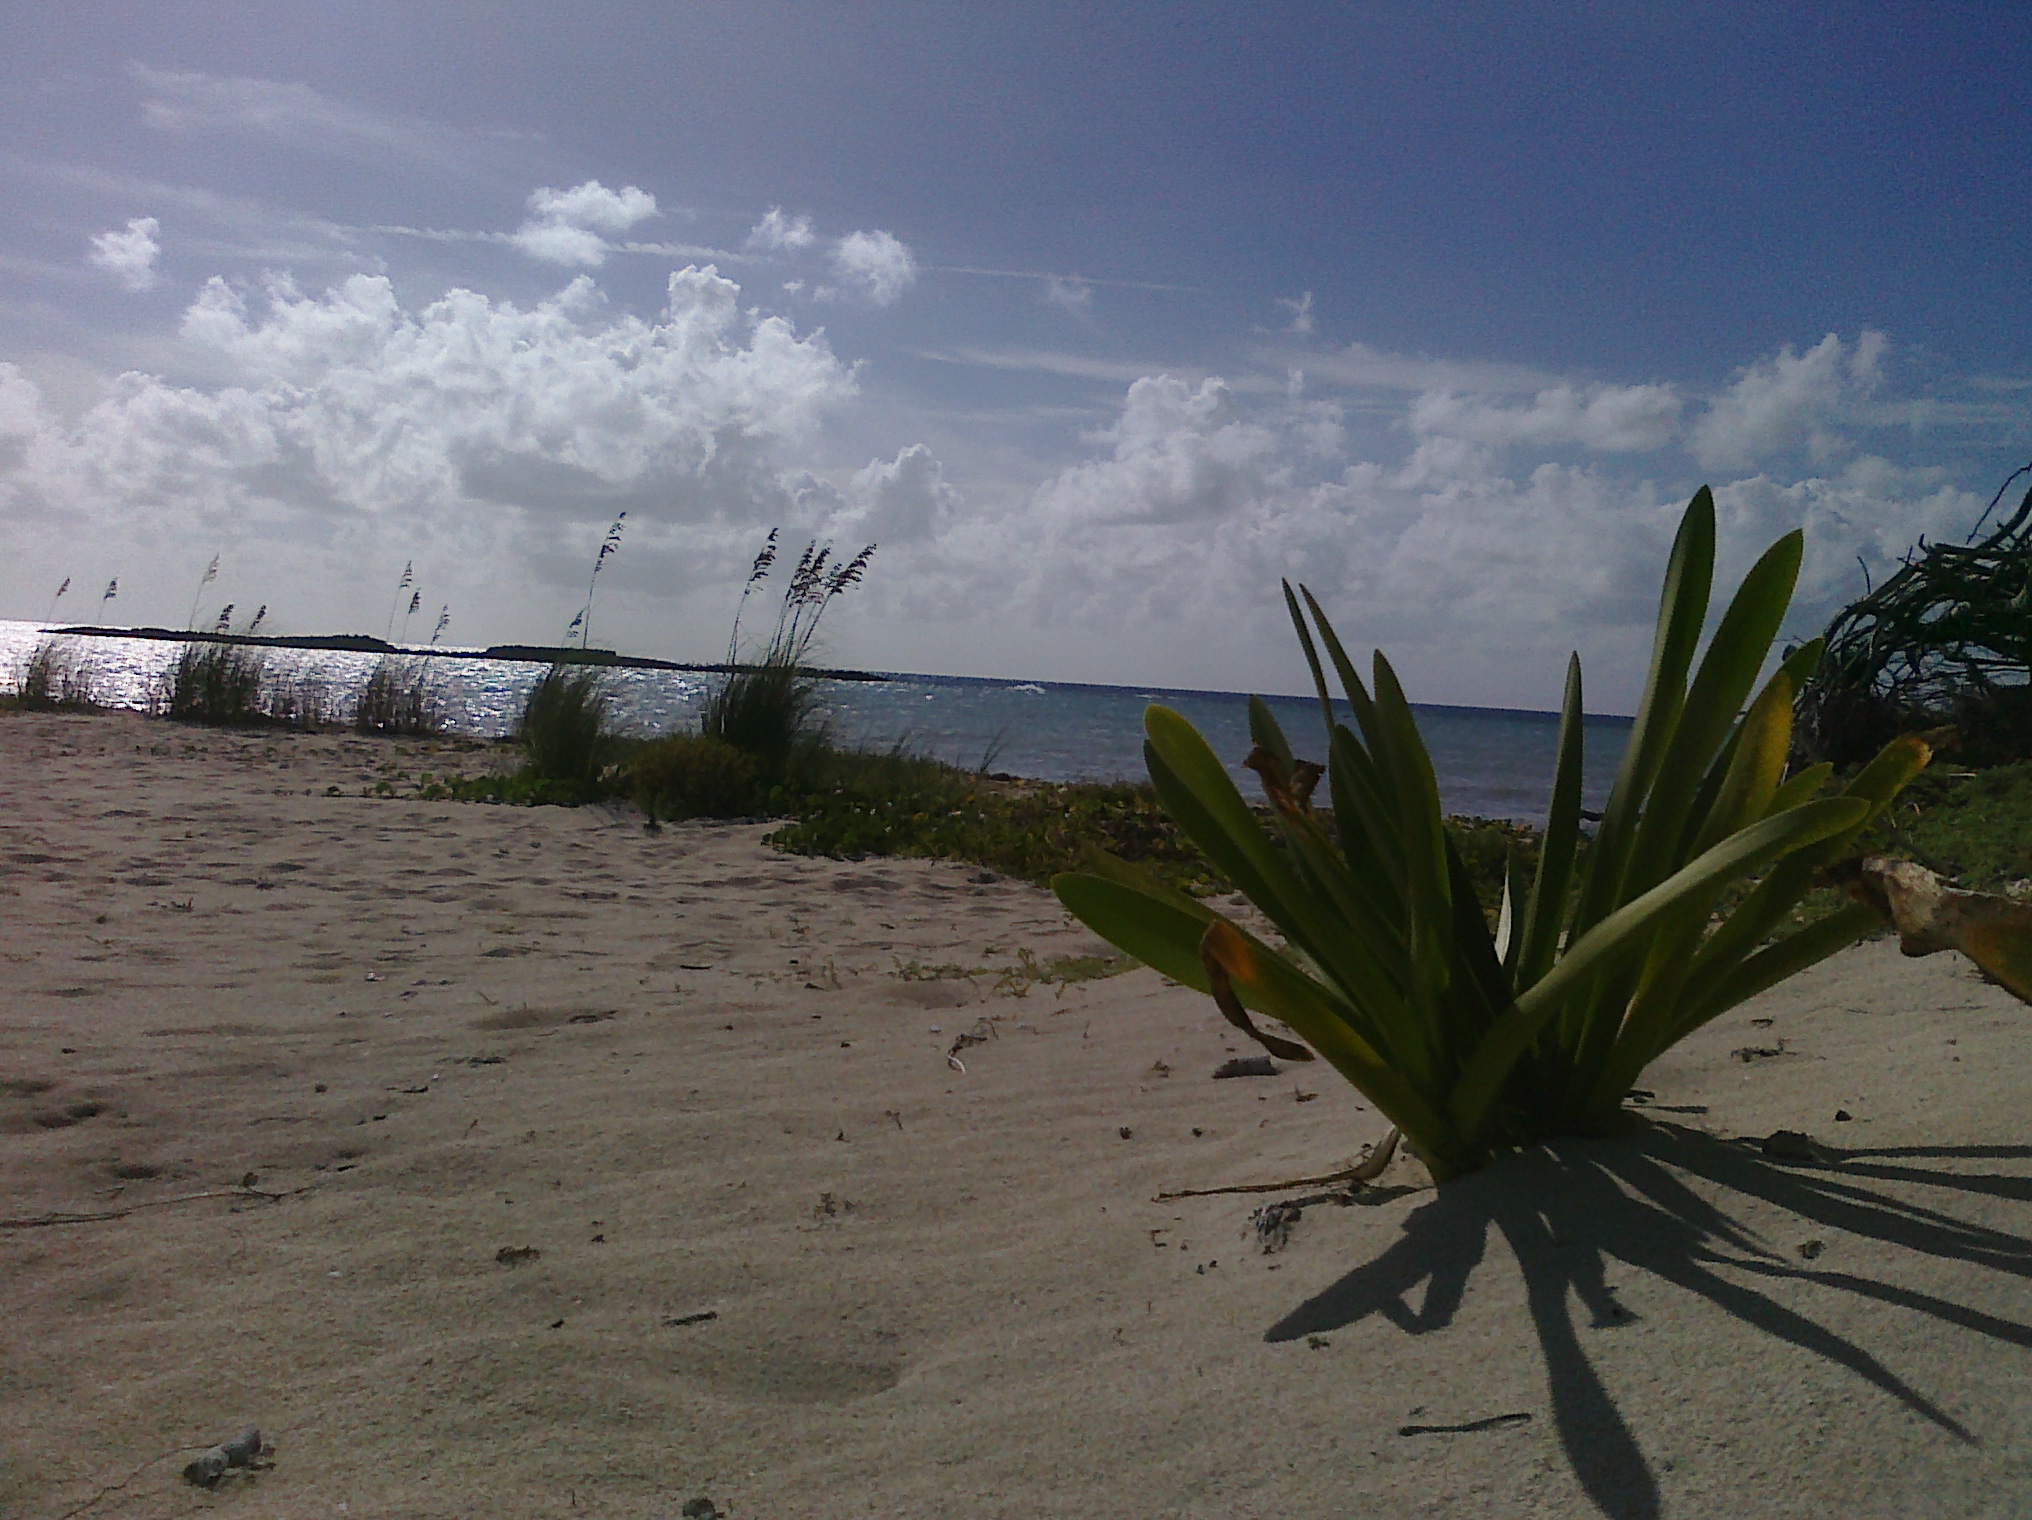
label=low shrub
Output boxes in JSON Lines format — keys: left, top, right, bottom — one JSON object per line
{"left": 444, "top": 771, "right": 601, "bottom": 807}
{"left": 354, "top": 656, "right": 443, "bottom": 736}
{"left": 768, "top": 773, "right": 1224, "bottom": 891}
{"left": 751, "top": 742, "right": 1528, "bottom": 906}
{"left": 519, "top": 662, "right": 612, "bottom": 785}
{"left": 1861, "top": 758, "right": 2032, "bottom": 890}
{"left": 261, "top": 668, "right": 335, "bottom": 729}
{"left": 629, "top": 734, "right": 763, "bottom": 820}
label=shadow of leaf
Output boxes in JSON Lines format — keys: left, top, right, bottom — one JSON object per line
{"left": 1264, "top": 1121, "right": 2032, "bottom": 1520}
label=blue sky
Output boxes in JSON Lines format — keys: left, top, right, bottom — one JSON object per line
{"left": 2, "top": 2, "right": 2028, "bottom": 709}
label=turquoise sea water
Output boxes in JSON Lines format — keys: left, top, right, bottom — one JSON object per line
{"left": 1, "top": 620, "right": 1630, "bottom": 823}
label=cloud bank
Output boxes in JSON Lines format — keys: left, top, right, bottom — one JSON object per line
{"left": 0, "top": 145, "right": 2004, "bottom": 706}
{"left": 824, "top": 333, "right": 1988, "bottom": 703}
{"left": 0, "top": 262, "right": 859, "bottom": 635}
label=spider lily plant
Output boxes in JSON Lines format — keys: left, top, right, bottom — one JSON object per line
{"left": 1053, "top": 489, "right": 1929, "bottom": 1182}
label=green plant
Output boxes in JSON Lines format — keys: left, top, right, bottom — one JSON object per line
{"left": 354, "top": 656, "right": 443, "bottom": 736}
{"left": 14, "top": 638, "right": 98, "bottom": 709}
{"left": 263, "top": 668, "right": 335, "bottom": 729}
{"left": 701, "top": 658, "right": 819, "bottom": 780}
{"left": 518, "top": 662, "right": 612, "bottom": 785}
{"left": 158, "top": 640, "right": 269, "bottom": 725}
{"left": 1858, "top": 758, "right": 2032, "bottom": 891}
{"left": 701, "top": 535, "right": 874, "bottom": 780}
{"left": 628, "top": 733, "right": 762, "bottom": 819}
{"left": 767, "top": 764, "right": 1231, "bottom": 892}
{"left": 1052, "top": 488, "right": 1930, "bottom": 1182}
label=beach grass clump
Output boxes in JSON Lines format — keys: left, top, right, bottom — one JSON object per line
{"left": 12, "top": 637, "right": 99, "bottom": 710}
{"left": 262, "top": 668, "right": 336, "bottom": 730}
{"left": 700, "top": 659, "right": 820, "bottom": 782}
{"left": 353, "top": 656, "right": 444, "bottom": 736}
{"left": 1052, "top": 488, "right": 1931, "bottom": 1182}
{"left": 157, "top": 640, "right": 269, "bottom": 725}
{"left": 701, "top": 535, "right": 875, "bottom": 782}
{"left": 517, "top": 662, "right": 613, "bottom": 789}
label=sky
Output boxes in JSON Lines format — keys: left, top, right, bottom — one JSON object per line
{"left": 2, "top": 1, "right": 2028, "bottom": 711}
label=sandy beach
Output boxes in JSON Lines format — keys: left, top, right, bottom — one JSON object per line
{"left": 4, "top": 708, "right": 2030, "bottom": 1519}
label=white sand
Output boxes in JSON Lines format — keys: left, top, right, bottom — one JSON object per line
{"left": 4, "top": 709, "right": 2029, "bottom": 1518}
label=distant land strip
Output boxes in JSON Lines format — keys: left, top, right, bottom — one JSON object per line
{"left": 41, "top": 624, "right": 892, "bottom": 683}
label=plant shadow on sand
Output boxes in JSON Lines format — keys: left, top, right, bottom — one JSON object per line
{"left": 1267, "top": 1120, "right": 2032, "bottom": 1519}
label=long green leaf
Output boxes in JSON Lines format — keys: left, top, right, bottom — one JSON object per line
{"left": 1579, "top": 672, "right": 1798, "bottom": 1113}
{"left": 1369, "top": 652, "right": 1460, "bottom": 1053}
{"left": 1763, "top": 760, "right": 1834, "bottom": 820}
{"left": 1300, "top": 585, "right": 1388, "bottom": 761}
{"left": 1270, "top": 803, "right": 1411, "bottom": 995}
{"left": 1052, "top": 870, "right": 1219, "bottom": 996}
{"left": 1569, "top": 490, "right": 1716, "bottom": 941}
{"left": 1447, "top": 794, "right": 1869, "bottom": 1143}
{"left": 1141, "top": 721, "right": 1303, "bottom": 930}
{"left": 1623, "top": 529, "right": 1803, "bottom": 894}
{"left": 1202, "top": 919, "right": 1462, "bottom": 1170}
{"left": 1496, "top": 845, "right": 1525, "bottom": 976}
{"left": 1581, "top": 902, "right": 1881, "bottom": 1121}
{"left": 1443, "top": 833, "right": 1515, "bottom": 1045}
{"left": 1144, "top": 710, "right": 1417, "bottom": 1042}
{"left": 1568, "top": 508, "right": 1798, "bottom": 1088}
{"left": 1516, "top": 652, "right": 1584, "bottom": 992}
{"left": 1666, "top": 901, "right": 1884, "bottom": 1051}
{"left": 1299, "top": 587, "right": 1408, "bottom": 887}
{"left": 1680, "top": 733, "right": 1931, "bottom": 990}
{"left": 1248, "top": 694, "right": 1296, "bottom": 773}
{"left": 1328, "top": 723, "right": 1407, "bottom": 902}
{"left": 1689, "top": 670, "right": 1795, "bottom": 857}
{"left": 1284, "top": 580, "right": 1338, "bottom": 742}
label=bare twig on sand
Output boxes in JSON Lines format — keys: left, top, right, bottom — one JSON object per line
{"left": 56, "top": 1446, "right": 196, "bottom": 1520}
{"left": 0, "top": 1184, "right": 310, "bottom": 1231}
{"left": 1154, "top": 1128, "right": 1402, "bottom": 1202}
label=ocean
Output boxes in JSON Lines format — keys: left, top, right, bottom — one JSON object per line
{"left": 1, "top": 620, "right": 1631, "bottom": 823}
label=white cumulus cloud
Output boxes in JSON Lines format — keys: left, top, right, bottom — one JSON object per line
{"left": 845, "top": 444, "right": 960, "bottom": 542}
{"left": 896, "top": 356, "right": 1995, "bottom": 705}
{"left": 831, "top": 229, "right": 917, "bottom": 305}
{"left": 747, "top": 207, "right": 816, "bottom": 252}
{"left": 0, "top": 265, "right": 858, "bottom": 635}
{"left": 1033, "top": 376, "right": 1284, "bottom": 529}
{"left": 1691, "top": 331, "right": 1888, "bottom": 471}
{"left": 88, "top": 217, "right": 162, "bottom": 291}
{"left": 510, "top": 180, "right": 658, "bottom": 267}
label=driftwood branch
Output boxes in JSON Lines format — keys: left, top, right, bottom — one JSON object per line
{"left": 1824, "top": 856, "right": 2032, "bottom": 1003}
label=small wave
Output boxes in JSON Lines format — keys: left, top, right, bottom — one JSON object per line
{"left": 1008, "top": 683, "right": 1047, "bottom": 695}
